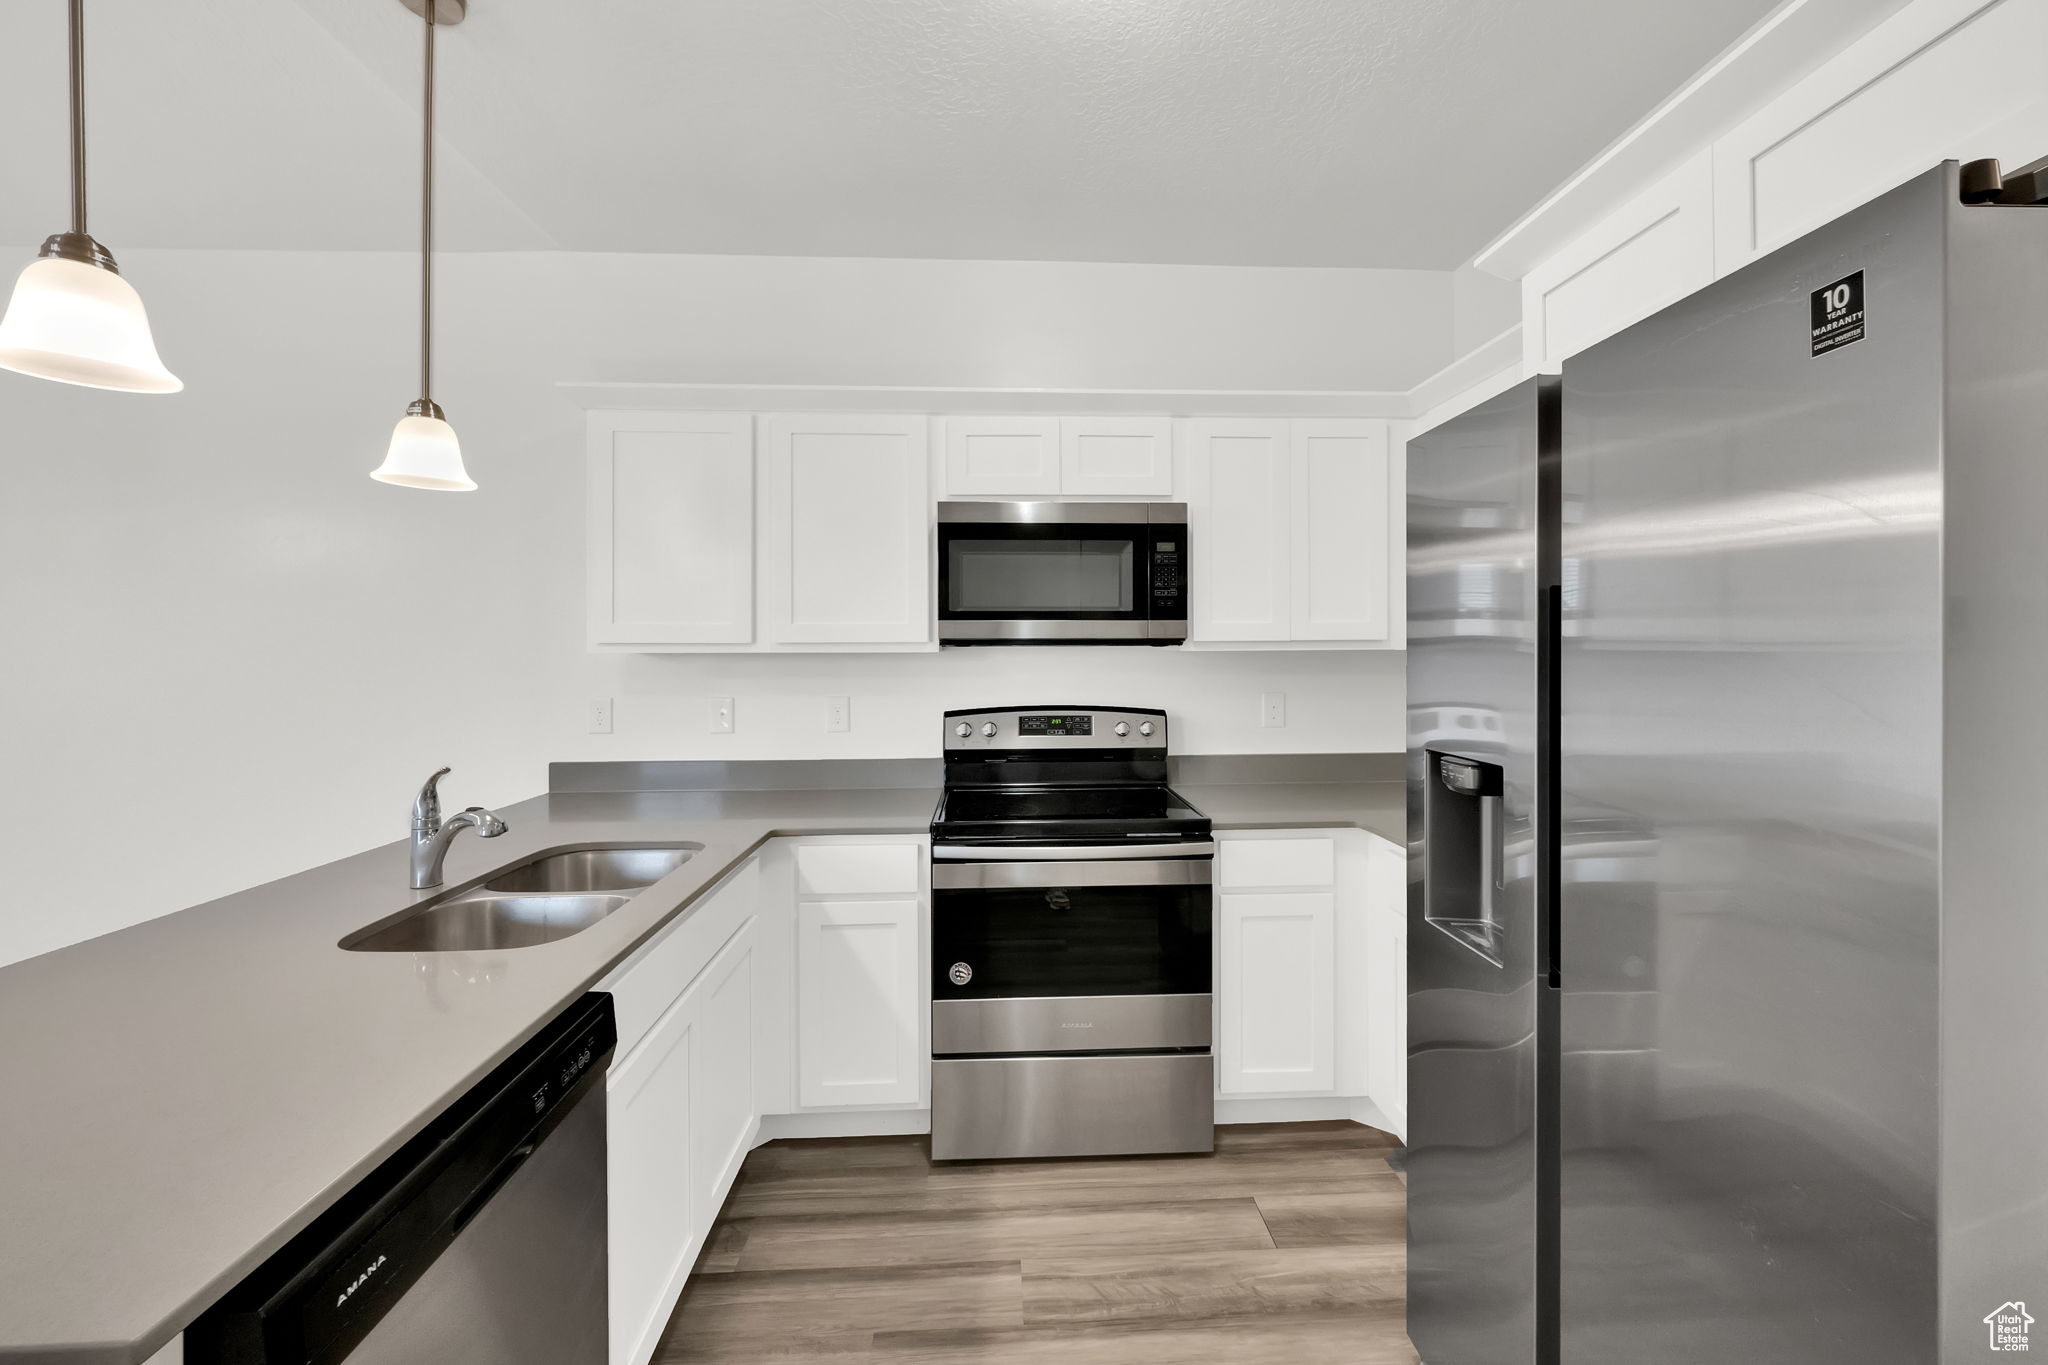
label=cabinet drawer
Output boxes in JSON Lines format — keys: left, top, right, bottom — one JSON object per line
{"left": 795, "top": 843, "right": 920, "bottom": 896}
{"left": 603, "top": 859, "right": 759, "bottom": 1060}
{"left": 1218, "top": 837, "right": 1336, "bottom": 888}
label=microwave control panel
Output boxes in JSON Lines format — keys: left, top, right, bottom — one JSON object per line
{"left": 1148, "top": 531, "right": 1187, "bottom": 621}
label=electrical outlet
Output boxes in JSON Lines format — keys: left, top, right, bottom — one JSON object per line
{"left": 1260, "top": 692, "right": 1287, "bottom": 728}
{"left": 588, "top": 698, "right": 613, "bottom": 734}
{"left": 826, "top": 696, "right": 851, "bottom": 733}
{"left": 709, "top": 697, "right": 735, "bottom": 734}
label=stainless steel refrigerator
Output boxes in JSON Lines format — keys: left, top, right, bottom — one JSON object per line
{"left": 1407, "top": 160, "right": 2048, "bottom": 1364}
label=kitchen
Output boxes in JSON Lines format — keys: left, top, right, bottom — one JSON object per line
{"left": 1, "top": 1, "right": 2043, "bottom": 1363}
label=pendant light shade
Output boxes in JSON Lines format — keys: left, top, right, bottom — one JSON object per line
{"left": 0, "top": 1, "right": 180, "bottom": 395}
{"left": 0, "top": 253, "right": 181, "bottom": 393}
{"left": 371, "top": 0, "right": 475, "bottom": 492}
{"left": 372, "top": 403, "right": 475, "bottom": 491}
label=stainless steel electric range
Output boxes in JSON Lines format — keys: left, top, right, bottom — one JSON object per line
{"left": 929, "top": 706, "right": 1215, "bottom": 1161}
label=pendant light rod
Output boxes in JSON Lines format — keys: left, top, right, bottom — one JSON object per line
{"left": 418, "top": 0, "right": 435, "bottom": 408}
{"left": 373, "top": 0, "right": 471, "bottom": 489}
{"left": 68, "top": 0, "right": 87, "bottom": 237}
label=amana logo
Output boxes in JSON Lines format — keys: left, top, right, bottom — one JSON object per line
{"left": 336, "top": 1254, "right": 389, "bottom": 1309}
{"left": 1060, "top": 1021, "right": 1094, "bottom": 1029}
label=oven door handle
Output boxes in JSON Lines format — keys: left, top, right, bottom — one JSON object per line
{"left": 933, "top": 858, "right": 1212, "bottom": 890}
{"left": 931, "top": 841, "right": 1214, "bottom": 862}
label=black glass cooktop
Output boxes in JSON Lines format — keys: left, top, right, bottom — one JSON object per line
{"left": 933, "top": 784, "right": 1210, "bottom": 845}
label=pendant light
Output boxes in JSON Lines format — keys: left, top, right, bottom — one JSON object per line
{"left": 371, "top": 0, "right": 475, "bottom": 492}
{"left": 0, "top": 0, "right": 180, "bottom": 394}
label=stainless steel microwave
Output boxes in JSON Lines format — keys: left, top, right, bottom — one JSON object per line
{"left": 937, "top": 501, "right": 1188, "bottom": 645}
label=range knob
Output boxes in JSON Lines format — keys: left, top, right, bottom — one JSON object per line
{"left": 954, "top": 722, "right": 971, "bottom": 739}
{"left": 1113, "top": 722, "right": 1130, "bottom": 737}
{"left": 1139, "top": 721, "right": 1155, "bottom": 738}
{"left": 980, "top": 722, "right": 999, "bottom": 738}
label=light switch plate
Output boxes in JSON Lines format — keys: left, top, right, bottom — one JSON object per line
{"left": 709, "top": 697, "right": 735, "bottom": 734}
{"left": 588, "top": 698, "right": 613, "bottom": 734}
{"left": 826, "top": 696, "right": 851, "bottom": 732}
{"left": 1260, "top": 692, "right": 1287, "bottom": 728}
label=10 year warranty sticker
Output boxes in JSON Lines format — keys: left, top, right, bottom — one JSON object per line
{"left": 1811, "top": 271, "right": 1866, "bottom": 357}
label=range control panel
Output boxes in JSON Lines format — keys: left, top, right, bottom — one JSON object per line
{"left": 944, "top": 707, "right": 1167, "bottom": 750}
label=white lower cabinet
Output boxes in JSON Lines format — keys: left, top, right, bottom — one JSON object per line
{"left": 777, "top": 837, "right": 929, "bottom": 1111}
{"left": 602, "top": 859, "right": 762, "bottom": 1365}
{"left": 1365, "top": 835, "right": 1408, "bottom": 1137}
{"left": 1213, "top": 830, "right": 1403, "bottom": 1132}
{"left": 1218, "top": 891, "right": 1336, "bottom": 1094}
{"left": 607, "top": 976, "right": 696, "bottom": 1365}
{"left": 688, "top": 936, "right": 756, "bottom": 1244}
{"left": 796, "top": 898, "right": 923, "bottom": 1108}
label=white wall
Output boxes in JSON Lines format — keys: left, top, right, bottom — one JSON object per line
{"left": 0, "top": 246, "right": 1441, "bottom": 966}
{"left": 575, "top": 649, "right": 1405, "bottom": 762}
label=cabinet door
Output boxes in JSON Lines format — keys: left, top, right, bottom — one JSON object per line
{"left": 1366, "top": 837, "right": 1408, "bottom": 1137}
{"left": 604, "top": 859, "right": 759, "bottom": 1060}
{"left": 587, "top": 411, "right": 754, "bottom": 646}
{"left": 1289, "top": 420, "right": 1392, "bottom": 642}
{"left": 796, "top": 898, "right": 922, "bottom": 1107}
{"left": 1183, "top": 419, "right": 1290, "bottom": 641}
{"left": 608, "top": 992, "right": 694, "bottom": 1365}
{"left": 760, "top": 414, "right": 931, "bottom": 645}
{"left": 1218, "top": 891, "right": 1336, "bottom": 1095}
{"left": 1061, "top": 416, "right": 1173, "bottom": 496}
{"left": 690, "top": 925, "right": 756, "bottom": 1230}
{"left": 942, "top": 416, "right": 1060, "bottom": 496}
{"left": 1375, "top": 908, "right": 1408, "bottom": 1139}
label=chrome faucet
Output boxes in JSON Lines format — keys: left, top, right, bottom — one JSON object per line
{"left": 408, "top": 767, "right": 508, "bottom": 889}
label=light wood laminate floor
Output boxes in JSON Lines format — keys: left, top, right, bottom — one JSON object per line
{"left": 653, "top": 1121, "right": 1417, "bottom": 1364}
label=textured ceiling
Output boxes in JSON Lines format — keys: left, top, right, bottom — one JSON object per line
{"left": 0, "top": 0, "right": 1784, "bottom": 267}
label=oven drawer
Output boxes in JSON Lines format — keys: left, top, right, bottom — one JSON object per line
{"left": 933, "top": 993, "right": 1211, "bottom": 1055}
{"left": 931, "top": 1053, "right": 1214, "bottom": 1160}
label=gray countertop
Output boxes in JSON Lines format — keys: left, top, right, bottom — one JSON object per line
{"left": 0, "top": 777, "right": 1401, "bottom": 1363}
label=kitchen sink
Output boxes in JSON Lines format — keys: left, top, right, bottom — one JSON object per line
{"left": 484, "top": 846, "right": 699, "bottom": 894}
{"left": 344, "top": 892, "right": 630, "bottom": 953}
{"left": 342, "top": 845, "right": 700, "bottom": 953}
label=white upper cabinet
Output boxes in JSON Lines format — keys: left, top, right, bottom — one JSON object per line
{"left": 587, "top": 411, "right": 755, "bottom": 647}
{"left": 1184, "top": 419, "right": 1292, "bottom": 641}
{"left": 1185, "top": 417, "right": 1394, "bottom": 646}
{"left": 1499, "top": 0, "right": 2048, "bottom": 374}
{"left": 760, "top": 414, "right": 932, "bottom": 645}
{"left": 586, "top": 405, "right": 1395, "bottom": 652}
{"left": 1059, "top": 416, "right": 1173, "bottom": 496}
{"left": 939, "top": 415, "right": 1172, "bottom": 498}
{"left": 1522, "top": 150, "right": 1716, "bottom": 371}
{"left": 1714, "top": 0, "right": 2048, "bottom": 272}
{"left": 1290, "top": 421, "right": 1391, "bottom": 642}
{"left": 942, "top": 417, "right": 1061, "bottom": 496}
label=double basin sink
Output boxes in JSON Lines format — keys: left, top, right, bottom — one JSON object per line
{"left": 342, "top": 846, "right": 701, "bottom": 953}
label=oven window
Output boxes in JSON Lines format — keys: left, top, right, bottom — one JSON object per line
{"left": 932, "top": 883, "right": 1210, "bottom": 999}
{"left": 946, "top": 538, "right": 1135, "bottom": 614}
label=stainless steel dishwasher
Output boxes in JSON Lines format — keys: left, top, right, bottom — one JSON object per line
{"left": 188, "top": 994, "right": 614, "bottom": 1365}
